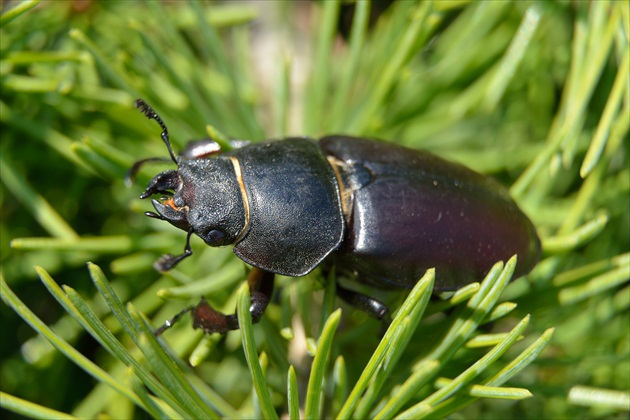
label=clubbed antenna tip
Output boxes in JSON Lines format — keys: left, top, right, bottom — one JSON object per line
{"left": 135, "top": 98, "right": 178, "bottom": 164}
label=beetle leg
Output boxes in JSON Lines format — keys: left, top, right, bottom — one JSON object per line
{"left": 191, "top": 268, "right": 275, "bottom": 334}
{"left": 154, "top": 229, "right": 194, "bottom": 272}
{"left": 335, "top": 283, "right": 392, "bottom": 326}
{"left": 154, "top": 305, "right": 195, "bottom": 336}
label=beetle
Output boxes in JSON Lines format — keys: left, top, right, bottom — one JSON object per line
{"left": 130, "top": 99, "right": 540, "bottom": 335}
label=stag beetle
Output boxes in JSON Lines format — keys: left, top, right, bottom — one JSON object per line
{"left": 129, "top": 99, "right": 540, "bottom": 335}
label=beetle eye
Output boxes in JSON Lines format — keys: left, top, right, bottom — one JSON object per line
{"left": 205, "top": 229, "right": 225, "bottom": 244}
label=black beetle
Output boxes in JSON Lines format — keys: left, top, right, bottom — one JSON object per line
{"left": 130, "top": 99, "right": 540, "bottom": 335}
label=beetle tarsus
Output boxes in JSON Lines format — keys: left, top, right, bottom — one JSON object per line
{"left": 154, "top": 229, "right": 194, "bottom": 271}
{"left": 154, "top": 253, "right": 186, "bottom": 272}
{"left": 154, "top": 306, "right": 195, "bottom": 336}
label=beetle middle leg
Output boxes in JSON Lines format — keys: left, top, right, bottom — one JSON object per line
{"left": 154, "top": 268, "right": 275, "bottom": 335}
{"left": 335, "top": 283, "right": 392, "bottom": 328}
{"left": 190, "top": 268, "right": 275, "bottom": 334}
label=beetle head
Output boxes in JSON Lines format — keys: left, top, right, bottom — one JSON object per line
{"left": 143, "top": 158, "right": 246, "bottom": 247}
{"left": 133, "top": 99, "right": 247, "bottom": 248}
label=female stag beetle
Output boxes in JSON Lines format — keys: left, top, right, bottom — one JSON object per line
{"left": 130, "top": 99, "right": 540, "bottom": 335}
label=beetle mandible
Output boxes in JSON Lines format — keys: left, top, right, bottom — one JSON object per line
{"left": 130, "top": 99, "right": 540, "bottom": 335}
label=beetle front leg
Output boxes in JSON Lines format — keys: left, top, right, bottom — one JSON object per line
{"left": 191, "top": 268, "right": 275, "bottom": 334}
{"left": 336, "top": 283, "right": 392, "bottom": 328}
{"left": 154, "top": 229, "right": 194, "bottom": 272}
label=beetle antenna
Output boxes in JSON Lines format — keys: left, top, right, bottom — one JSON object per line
{"left": 135, "top": 99, "right": 178, "bottom": 165}
{"left": 125, "top": 157, "right": 174, "bottom": 186}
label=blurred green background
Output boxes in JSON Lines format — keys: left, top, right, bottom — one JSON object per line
{"left": 1, "top": 0, "right": 628, "bottom": 418}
